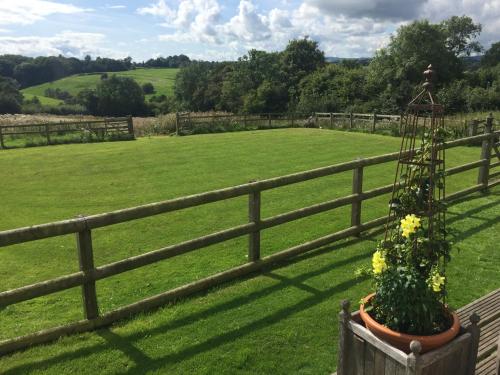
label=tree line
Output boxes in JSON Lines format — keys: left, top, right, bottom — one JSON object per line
{"left": 0, "top": 53, "right": 192, "bottom": 90}
{"left": 1, "top": 15, "right": 500, "bottom": 116}
{"left": 174, "top": 16, "right": 500, "bottom": 115}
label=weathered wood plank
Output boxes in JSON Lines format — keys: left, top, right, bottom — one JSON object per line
{"left": 475, "top": 352, "right": 497, "bottom": 375}
{"left": 351, "top": 166, "right": 363, "bottom": 233}
{"left": 76, "top": 228, "right": 99, "bottom": 320}
{"left": 373, "top": 348, "right": 385, "bottom": 374}
{"left": 0, "top": 271, "right": 85, "bottom": 307}
{"left": 384, "top": 356, "right": 396, "bottom": 375}
{"left": 353, "top": 335, "right": 365, "bottom": 374}
{"left": 457, "top": 289, "right": 500, "bottom": 320}
{"left": 446, "top": 159, "right": 488, "bottom": 176}
{"left": 363, "top": 342, "right": 375, "bottom": 375}
{"left": 348, "top": 320, "right": 408, "bottom": 366}
{"left": 248, "top": 190, "right": 261, "bottom": 262}
{"left": 337, "top": 301, "right": 351, "bottom": 375}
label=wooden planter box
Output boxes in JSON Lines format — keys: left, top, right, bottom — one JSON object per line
{"left": 336, "top": 300, "right": 481, "bottom": 375}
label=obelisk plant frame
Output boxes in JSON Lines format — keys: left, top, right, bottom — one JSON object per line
{"left": 336, "top": 65, "right": 481, "bottom": 375}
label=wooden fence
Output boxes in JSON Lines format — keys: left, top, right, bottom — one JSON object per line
{"left": 0, "top": 117, "right": 134, "bottom": 149}
{"left": 175, "top": 112, "right": 311, "bottom": 135}
{"left": 0, "top": 123, "right": 498, "bottom": 355}
{"left": 176, "top": 111, "right": 488, "bottom": 139}
{"left": 315, "top": 112, "right": 403, "bottom": 134}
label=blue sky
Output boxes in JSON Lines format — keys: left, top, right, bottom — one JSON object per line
{"left": 0, "top": 0, "right": 498, "bottom": 61}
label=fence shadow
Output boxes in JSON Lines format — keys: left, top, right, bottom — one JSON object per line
{"left": 2, "top": 191, "right": 498, "bottom": 374}
{"left": 3, "top": 232, "right": 375, "bottom": 374}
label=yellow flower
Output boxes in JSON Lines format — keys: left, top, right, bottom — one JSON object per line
{"left": 430, "top": 272, "right": 445, "bottom": 292}
{"left": 372, "top": 251, "right": 387, "bottom": 275}
{"left": 400, "top": 214, "right": 421, "bottom": 238}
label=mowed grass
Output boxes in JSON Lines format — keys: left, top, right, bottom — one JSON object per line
{"left": 0, "top": 129, "right": 498, "bottom": 374}
{"left": 21, "top": 68, "right": 179, "bottom": 105}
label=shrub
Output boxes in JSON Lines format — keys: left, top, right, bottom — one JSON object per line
{"left": 142, "top": 82, "right": 155, "bottom": 95}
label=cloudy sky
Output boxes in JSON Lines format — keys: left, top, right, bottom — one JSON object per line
{"left": 0, "top": 0, "right": 498, "bottom": 61}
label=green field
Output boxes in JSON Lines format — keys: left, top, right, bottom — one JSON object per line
{"left": 21, "top": 68, "right": 179, "bottom": 105}
{"left": 0, "top": 129, "right": 498, "bottom": 374}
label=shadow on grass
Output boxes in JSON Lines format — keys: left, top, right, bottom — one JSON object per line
{"left": 3, "top": 233, "right": 374, "bottom": 374}
{"left": 3, "top": 191, "right": 498, "bottom": 374}
{"left": 446, "top": 191, "right": 500, "bottom": 243}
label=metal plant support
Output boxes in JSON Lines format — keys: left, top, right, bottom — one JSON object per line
{"left": 384, "top": 64, "right": 447, "bottom": 297}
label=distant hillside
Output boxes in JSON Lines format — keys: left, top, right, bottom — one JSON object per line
{"left": 326, "top": 55, "right": 483, "bottom": 67}
{"left": 326, "top": 56, "right": 371, "bottom": 65}
{"left": 21, "top": 68, "right": 179, "bottom": 106}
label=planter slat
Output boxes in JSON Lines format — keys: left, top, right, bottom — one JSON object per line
{"left": 337, "top": 302, "right": 480, "bottom": 375}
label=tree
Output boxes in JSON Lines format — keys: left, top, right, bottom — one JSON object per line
{"left": 481, "top": 42, "right": 500, "bottom": 67}
{"left": 0, "top": 76, "right": 23, "bottom": 114}
{"left": 243, "top": 80, "right": 288, "bottom": 113}
{"left": 281, "top": 38, "right": 325, "bottom": 91}
{"left": 142, "top": 82, "right": 155, "bottom": 94}
{"left": 367, "top": 19, "right": 465, "bottom": 110}
{"left": 80, "top": 75, "right": 147, "bottom": 116}
{"left": 440, "top": 16, "right": 482, "bottom": 57}
{"left": 174, "top": 61, "right": 216, "bottom": 111}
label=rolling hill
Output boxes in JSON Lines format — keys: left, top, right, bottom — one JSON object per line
{"left": 21, "top": 68, "right": 179, "bottom": 106}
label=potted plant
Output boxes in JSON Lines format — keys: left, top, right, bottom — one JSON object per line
{"left": 336, "top": 66, "right": 481, "bottom": 374}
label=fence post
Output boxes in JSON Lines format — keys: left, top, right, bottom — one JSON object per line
{"left": 465, "top": 313, "right": 480, "bottom": 375}
{"left": 268, "top": 113, "right": 271, "bottom": 128}
{"left": 399, "top": 113, "right": 403, "bottom": 135}
{"left": 468, "top": 119, "right": 479, "bottom": 136}
{"left": 76, "top": 217, "right": 99, "bottom": 320}
{"left": 372, "top": 112, "right": 377, "bottom": 133}
{"left": 45, "top": 124, "right": 51, "bottom": 145}
{"left": 337, "top": 300, "right": 351, "bottom": 375}
{"left": 0, "top": 126, "right": 4, "bottom": 149}
{"left": 314, "top": 112, "right": 318, "bottom": 127}
{"left": 290, "top": 113, "right": 294, "bottom": 128}
{"left": 349, "top": 112, "right": 353, "bottom": 129}
{"left": 175, "top": 112, "right": 180, "bottom": 135}
{"left": 248, "top": 186, "right": 261, "bottom": 262}
{"left": 351, "top": 163, "right": 363, "bottom": 236}
{"left": 103, "top": 120, "right": 108, "bottom": 139}
{"left": 477, "top": 113, "right": 493, "bottom": 190}
{"left": 330, "top": 112, "right": 333, "bottom": 128}
{"left": 127, "top": 116, "right": 134, "bottom": 138}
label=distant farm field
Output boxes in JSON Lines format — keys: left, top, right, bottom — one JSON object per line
{"left": 21, "top": 68, "right": 179, "bottom": 105}
{"left": 0, "top": 129, "right": 498, "bottom": 374}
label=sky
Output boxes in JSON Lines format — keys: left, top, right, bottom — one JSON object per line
{"left": 0, "top": 0, "right": 498, "bottom": 62}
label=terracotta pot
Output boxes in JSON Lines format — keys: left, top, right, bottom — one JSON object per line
{"left": 359, "top": 293, "right": 460, "bottom": 353}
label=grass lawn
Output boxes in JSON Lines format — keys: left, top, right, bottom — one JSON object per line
{"left": 0, "top": 129, "right": 498, "bottom": 374}
{"left": 21, "top": 68, "right": 179, "bottom": 106}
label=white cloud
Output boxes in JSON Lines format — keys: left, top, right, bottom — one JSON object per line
{"left": 0, "top": 0, "right": 90, "bottom": 26}
{"left": 138, "top": 0, "right": 393, "bottom": 57}
{"left": 222, "top": 1, "right": 271, "bottom": 42}
{"left": 0, "top": 31, "right": 126, "bottom": 58}
{"left": 422, "top": 0, "right": 500, "bottom": 49}
{"left": 137, "top": 0, "right": 175, "bottom": 19}
{"left": 106, "top": 5, "right": 127, "bottom": 9}
{"left": 138, "top": 0, "right": 500, "bottom": 60}
{"left": 305, "top": 0, "right": 426, "bottom": 21}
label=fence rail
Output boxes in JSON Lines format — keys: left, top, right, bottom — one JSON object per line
{"left": 176, "top": 112, "right": 312, "bottom": 135}
{"left": 0, "top": 121, "right": 498, "bottom": 355}
{"left": 0, "top": 117, "right": 134, "bottom": 149}
{"left": 175, "top": 111, "right": 495, "bottom": 139}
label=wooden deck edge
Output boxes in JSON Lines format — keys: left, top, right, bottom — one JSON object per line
{"left": 457, "top": 289, "right": 500, "bottom": 315}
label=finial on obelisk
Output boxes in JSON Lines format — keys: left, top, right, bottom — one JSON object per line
{"left": 423, "top": 64, "right": 434, "bottom": 91}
